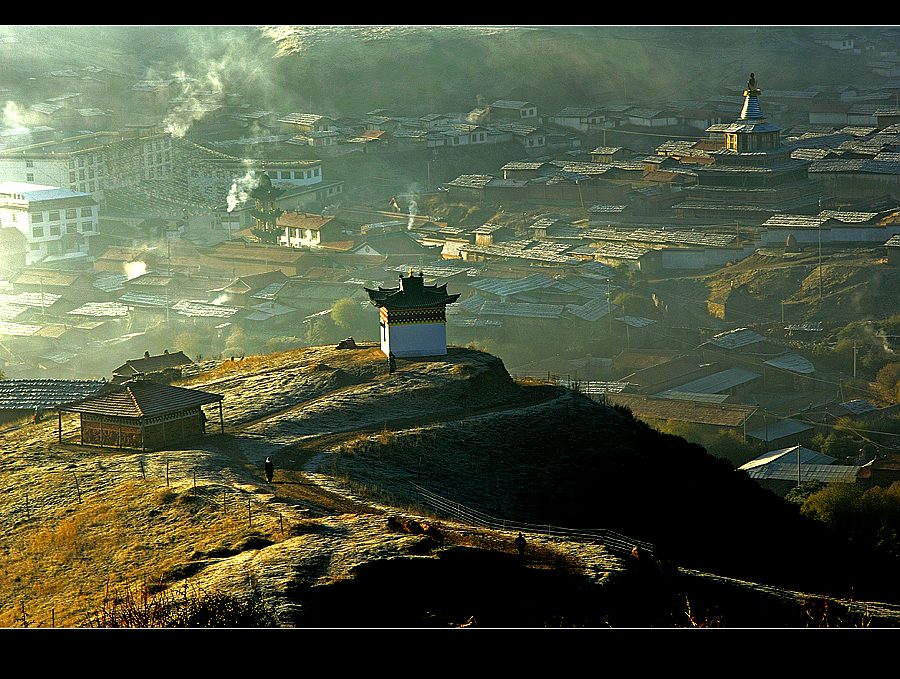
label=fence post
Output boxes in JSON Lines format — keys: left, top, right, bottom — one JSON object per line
{"left": 280, "top": 513, "right": 284, "bottom": 535}
{"left": 140, "top": 459, "right": 145, "bottom": 480}
{"left": 166, "top": 459, "right": 169, "bottom": 487}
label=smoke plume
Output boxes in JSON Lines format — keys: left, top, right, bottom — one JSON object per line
{"left": 407, "top": 198, "right": 418, "bottom": 230}
{"left": 226, "top": 170, "right": 260, "bottom": 213}
{"left": 123, "top": 261, "right": 147, "bottom": 281}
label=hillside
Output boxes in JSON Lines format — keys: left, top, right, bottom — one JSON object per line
{"left": 2, "top": 344, "right": 900, "bottom": 627}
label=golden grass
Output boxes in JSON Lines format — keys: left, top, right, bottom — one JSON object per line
{"left": 0, "top": 480, "right": 288, "bottom": 628}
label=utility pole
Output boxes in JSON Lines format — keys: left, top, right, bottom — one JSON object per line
{"left": 607, "top": 278, "right": 612, "bottom": 334}
{"left": 853, "top": 342, "right": 858, "bottom": 379}
{"left": 818, "top": 224, "right": 823, "bottom": 299}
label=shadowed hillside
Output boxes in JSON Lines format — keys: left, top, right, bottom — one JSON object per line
{"left": 3, "top": 344, "right": 900, "bottom": 627}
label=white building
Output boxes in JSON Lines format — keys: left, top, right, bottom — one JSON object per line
{"left": 0, "top": 131, "right": 174, "bottom": 201}
{"left": 0, "top": 182, "right": 99, "bottom": 265}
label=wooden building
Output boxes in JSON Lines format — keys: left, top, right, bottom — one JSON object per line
{"left": 111, "top": 350, "right": 194, "bottom": 384}
{"left": 59, "top": 379, "right": 223, "bottom": 451}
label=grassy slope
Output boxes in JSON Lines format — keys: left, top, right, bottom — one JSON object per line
{"left": 2, "top": 344, "right": 900, "bottom": 626}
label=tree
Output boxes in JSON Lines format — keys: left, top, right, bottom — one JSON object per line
{"left": 876, "top": 362, "right": 900, "bottom": 403}
{"left": 331, "top": 298, "right": 375, "bottom": 338}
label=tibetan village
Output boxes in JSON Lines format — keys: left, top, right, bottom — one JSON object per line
{"left": 2, "top": 26, "right": 900, "bottom": 629}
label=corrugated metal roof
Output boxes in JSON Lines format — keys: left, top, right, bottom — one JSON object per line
{"left": 838, "top": 399, "right": 877, "bottom": 415}
{"left": 68, "top": 302, "right": 131, "bottom": 318}
{"left": 594, "top": 243, "right": 652, "bottom": 260}
{"left": 447, "top": 317, "right": 503, "bottom": 328}
{"left": 447, "top": 174, "right": 494, "bottom": 189}
{"left": 468, "top": 273, "right": 556, "bottom": 297}
{"left": 741, "top": 445, "right": 836, "bottom": 470}
{"left": 118, "top": 292, "right": 170, "bottom": 308}
{"left": 763, "top": 214, "right": 829, "bottom": 229}
{"left": 0, "top": 321, "right": 40, "bottom": 336}
{"left": 818, "top": 210, "right": 879, "bottom": 223}
{"left": 669, "top": 367, "right": 760, "bottom": 394}
{"left": 576, "top": 261, "right": 617, "bottom": 279}
{"left": 278, "top": 113, "right": 331, "bottom": 126}
{"left": 764, "top": 354, "right": 815, "bottom": 374}
{"left": 616, "top": 315, "right": 656, "bottom": 328}
{"left": 655, "top": 391, "right": 731, "bottom": 404}
{"left": 565, "top": 297, "right": 613, "bottom": 322}
{"left": 501, "top": 161, "right": 547, "bottom": 170}
{"left": 93, "top": 273, "right": 128, "bottom": 293}
{"left": 0, "top": 182, "right": 91, "bottom": 203}
{"left": 746, "top": 418, "right": 814, "bottom": 442}
{"left": 490, "top": 100, "right": 533, "bottom": 109}
{"left": 172, "top": 300, "right": 241, "bottom": 318}
{"left": 608, "top": 394, "right": 757, "bottom": 427}
{"left": 743, "top": 462, "right": 859, "bottom": 483}
{"left": 0, "top": 292, "right": 62, "bottom": 308}
{"left": 559, "top": 379, "right": 631, "bottom": 394}
{"left": 708, "top": 328, "right": 765, "bottom": 349}
{"left": 0, "top": 304, "right": 28, "bottom": 322}
{"left": 61, "top": 380, "right": 222, "bottom": 418}
{"left": 0, "top": 379, "right": 108, "bottom": 410}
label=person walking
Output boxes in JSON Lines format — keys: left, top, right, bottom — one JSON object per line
{"left": 264, "top": 457, "right": 274, "bottom": 484}
{"left": 515, "top": 532, "right": 526, "bottom": 557}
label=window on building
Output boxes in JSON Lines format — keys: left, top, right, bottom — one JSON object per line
{"left": 30, "top": 212, "right": 43, "bottom": 223}
{"left": 79, "top": 183, "right": 86, "bottom": 191}
{"left": 48, "top": 211, "right": 59, "bottom": 221}
{"left": 88, "top": 169, "right": 94, "bottom": 179}
{"left": 65, "top": 209, "right": 76, "bottom": 220}
{"left": 453, "top": 137, "right": 459, "bottom": 145}
{"left": 26, "top": 173, "right": 34, "bottom": 182}
{"left": 69, "top": 171, "right": 76, "bottom": 182}
{"left": 69, "top": 159, "right": 75, "bottom": 169}
{"left": 281, "top": 171, "right": 290, "bottom": 179}
{"left": 32, "top": 226, "right": 44, "bottom": 238}
{"left": 314, "top": 168, "right": 320, "bottom": 177}
{"left": 49, "top": 225, "right": 60, "bottom": 236}
{"left": 25, "top": 160, "right": 33, "bottom": 168}
{"left": 528, "top": 139, "right": 534, "bottom": 147}
{"left": 81, "top": 207, "right": 92, "bottom": 217}
{"left": 79, "top": 170, "right": 85, "bottom": 180}
{"left": 88, "top": 156, "right": 93, "bottom": 165}
{"left": 81, "top": 222, "right": 93, "bottom": 232}
{"left": 78, "top": 157, "right": 84, "bottom": 167}
{"left": 66, "top": 223, "right": 77, "bottom": 234}
{"left": 89, "top": 181, "right": 95, "bottom": 192}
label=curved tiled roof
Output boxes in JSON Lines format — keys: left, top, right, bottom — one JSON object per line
{"left": 365, "top": 272, "right": 459, "bottom": 309}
